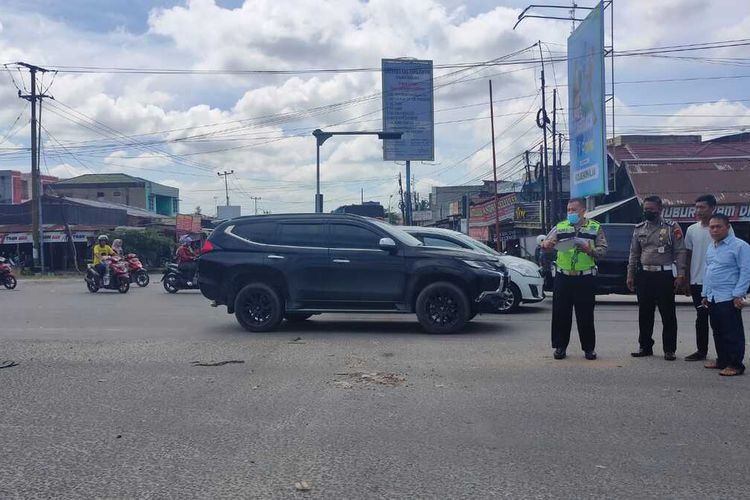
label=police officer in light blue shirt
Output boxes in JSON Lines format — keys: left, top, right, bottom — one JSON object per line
{"left": 701, "top": 213, "right": 750, "bottom": 376}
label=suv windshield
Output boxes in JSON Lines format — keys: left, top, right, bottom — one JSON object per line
{"left": 368, "top": 219, "right": 423, "bottom": 246}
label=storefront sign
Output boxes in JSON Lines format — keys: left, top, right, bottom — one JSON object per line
{"left": 0, "top": 231, "right": 95, "bottom": 245}
{"left": 662, "top": 204, "right": 750, "bottom": 222}
{"left": 470, "top": 194, "right": 518, "bottom": 224}
{"left": 514, "top": 201, "right": 543, "bottom": 228}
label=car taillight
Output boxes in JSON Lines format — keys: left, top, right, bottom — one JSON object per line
{"left": 202, "top": 240, "right": 216, "bottom": 253}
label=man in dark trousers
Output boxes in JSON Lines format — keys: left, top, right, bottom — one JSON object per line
{"left": 627, "top": 196, "right": 687, "bottom": 360}
{"left": 701, "top": 213, "right": 750, "bottom": 377}
{"left": 684, "top": 194, "right": 733, "bottom": 361}
{"left": 542, "top": 197, "right": 608, "bottom": 360}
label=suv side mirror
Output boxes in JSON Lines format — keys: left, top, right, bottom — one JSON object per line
{"left": 379, "top": 237, "right": 397, "bottom": 253}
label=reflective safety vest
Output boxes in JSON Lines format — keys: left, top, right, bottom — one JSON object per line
{"left": 554, "top": 219, "right": 600, "bottom": 271}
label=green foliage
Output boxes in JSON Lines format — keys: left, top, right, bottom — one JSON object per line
{"left": 110, "top": 229, "right": 174, "bottom": 267}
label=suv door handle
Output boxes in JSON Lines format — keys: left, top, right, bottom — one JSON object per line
{"left": 268, "top": 255, "right": 285, "bottom": 260}
{"left": 332, "top": 259, "right": 350, "bottom": 264}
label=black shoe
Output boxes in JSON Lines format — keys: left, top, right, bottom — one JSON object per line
{"left": 585, "top": 351, "right": 597, "bottom": 360}
{"left": 684, "top": 351, "right": 707, "bottom": 361}
{"left": 664, "top": 352, "right": 677, "bottom": 361}
{"left": 631, "top": 348, "right": 653, "bottom": 358}
{"left": 553, "top": 348, "right": 566, "bottom": 360}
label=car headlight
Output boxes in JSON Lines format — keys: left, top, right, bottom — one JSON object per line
{"left": 509, "top": 264, "right": 542, "bottom": 278}
{"left": 462, "top": 259, "right": 495, "bottom": 270}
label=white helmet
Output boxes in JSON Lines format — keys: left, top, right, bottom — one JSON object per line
{"left": 97, "top": 235, "right": 109, "bottom": 244}
{"left": 536, "top": 234, "right": 546, "bottom": 245}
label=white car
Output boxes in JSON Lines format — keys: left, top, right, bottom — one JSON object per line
{"left": 403, "top": 227, "right": 545, "bottom": 313}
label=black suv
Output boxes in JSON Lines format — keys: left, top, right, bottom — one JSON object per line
{"left": 198, "top": 214, "right": 507, "bottom": 334}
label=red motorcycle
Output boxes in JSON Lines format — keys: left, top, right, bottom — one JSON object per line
{"left": 85, "top": 256, "right": 130, "bottom": 293}
{"left": 125, "top": 253, "right": 150, "bottom": 287}
{"left": 0, "top": 257, "right": 17, "bottom": 290}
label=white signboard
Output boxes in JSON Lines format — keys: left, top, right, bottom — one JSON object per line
{"left": 382, "top": 59, "right": 434, "bottom": 161}
{"left": 217, "top": 205, "right": 242, "bottom": 220}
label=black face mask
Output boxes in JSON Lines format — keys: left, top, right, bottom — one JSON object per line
{"left": 643, "top": 211, "right": 658, "bottom": 221}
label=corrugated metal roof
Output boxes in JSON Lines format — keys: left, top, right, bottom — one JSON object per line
{"left": 54, "top": 173, "right": 145, "bottom": 185}
{"left": 610, "top": 142, "right": 750, "bottom": 163}
{"left": 625, "top": 160, "right": 750, "bottom": 205}
{"left": 62, "top": 197, "right": 165, "bottom": 219}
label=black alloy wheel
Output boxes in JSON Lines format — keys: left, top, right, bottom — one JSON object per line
{"left": 3, "top": 275, "right": 17, "bottom": 290}
{"left": 415, "top": 282, "right": 470, "bottom": 334}
{"left": 234, "top": 283, "right": 283, "bottom": 332}
{"left": 163, "top": 274, "right": 179, "bottom": 293}
{"left": 136, "top": 271, "right": 150, "bottom": 287}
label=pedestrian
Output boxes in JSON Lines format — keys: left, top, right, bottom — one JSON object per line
{"left": 701, "top": 213, "right": 749, "bottom": 377}
{"left": 683, "top": 194, "right": 733, "bottom": 361}
{"left": 627, "top": 196, "right": 687, "bottom": 361}
{"left": 542, "top": 197, "right": 607, "bottom": 360}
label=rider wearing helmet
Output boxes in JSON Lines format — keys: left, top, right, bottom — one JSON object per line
{"left": 175, "top": 236, "right": 198, "bottom": 285}
{"left": 93, "top": 235, "right": 115, "bottom": 279}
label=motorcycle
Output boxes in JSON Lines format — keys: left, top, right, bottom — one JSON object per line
{"left": 161, "top": 262, "right": 200, "bottom": 293}
{"left": 0, "top": 257, "right": 17, "bottom": 290}
{"left": 125, "top": 253, "right": 150, "bottom": 287}
{"left": 85, "top": 256, "right": 130, "bottom": 293}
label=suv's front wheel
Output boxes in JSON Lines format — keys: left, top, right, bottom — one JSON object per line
{"left": 415, "top": 282, "right": 470, "bottom": 334}
{"left": 234, "top": 283, "right": 283, "bottom": 332}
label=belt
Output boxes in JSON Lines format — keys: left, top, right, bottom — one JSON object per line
{"left": 641, "top": 265, "right": 672, "bottom": 272}
{"left": 556, "top": 267, "right": 596, "bottom": 276}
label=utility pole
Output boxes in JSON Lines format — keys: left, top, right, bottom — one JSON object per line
{"left": 489, "top": 80, "right": 502, "bottom": 252}
{"left": 249, "top": 196, "right": 262, "bottom": 215}
{"left": 217, "top": 170, "right": 234, "bottom": 206}
{"left": 536, "top": 42, "right": 550, "bottom": 233}
{"left": 398, "top": 172, "right": 406, "bottom": 223}
{"left": 551, "top": 88, "right": 558, "bottom": 223}
{"left": 17, "top": 62, "right": 52, "bottom": 272}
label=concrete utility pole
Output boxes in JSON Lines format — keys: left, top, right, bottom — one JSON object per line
{"left": 489, "top": 80, "right": 502, "bottom": 252}
{"left": 248, "top": 196, "right": 262, "bottom": 215}
{"left": 536, "top": 42, "right": 550, "bottom": 233}
{"left": 217, "top": 170, "right": 234, "bottom": 206}
{"left": 17, "top": 62, "right": 52, "bottom": 272}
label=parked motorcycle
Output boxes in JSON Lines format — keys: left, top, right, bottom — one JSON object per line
{"left": 0, "top": 257, "right": 17, "bottom": 290}
{"left": 85, "top": 256, "right": 130, "bottom": 293}
{"left": 125, "top": 253, "right": 150, "bottom": 287}
{"left": 161, "top": 263, "right": 200, "bottom": 293}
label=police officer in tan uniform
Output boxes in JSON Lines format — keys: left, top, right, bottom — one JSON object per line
{"left": 627, "top": 196, "right": 687, "bottom": 360}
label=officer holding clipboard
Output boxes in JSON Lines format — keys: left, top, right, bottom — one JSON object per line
{"left": 542, "top": 197, "right": 608, "bottom": 360}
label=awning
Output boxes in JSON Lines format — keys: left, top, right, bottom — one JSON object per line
{"left": 586, "top": 196, "right": 637, "bottom": 219}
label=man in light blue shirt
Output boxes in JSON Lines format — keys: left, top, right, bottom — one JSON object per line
{"left": 701, "top": 214, "right": 750, "bottom": 376}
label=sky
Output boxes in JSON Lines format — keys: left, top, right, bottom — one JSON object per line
{"left": 1, "top": 0, "right": 749, "bottom": 216}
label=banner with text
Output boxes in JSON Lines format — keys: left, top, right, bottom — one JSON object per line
{"left": 382, "top": 59, "right": 434, "bottom": 161}
{"left": 568, "top": 2, "right": 607, "bottom": 198}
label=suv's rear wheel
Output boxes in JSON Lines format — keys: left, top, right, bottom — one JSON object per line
{"left": 415, "top": 282, "right": 470, "bottom": 334}
{"left": 234, "top": 283, "right": 283, "bottom": 332}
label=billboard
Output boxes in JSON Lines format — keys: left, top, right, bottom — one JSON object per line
{"left": 382, "top": 59, "right": 434, "bottom": 161}
{"left": 568, "top": 2, "right": 607, "bottom": 198}
{"left": 216, "top": 205, "right": 241, "bottom": 220}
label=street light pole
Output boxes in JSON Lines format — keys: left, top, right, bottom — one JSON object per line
{"left": 312, "top": 129, "right": 401, "bottom": 214}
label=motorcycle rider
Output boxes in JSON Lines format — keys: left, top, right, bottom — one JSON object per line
{"left": 176, "top": 236, "right": 198, "bottom": 285}
{"left": 112, "top": 238, "right": 124, "bottom": 257}
{"left": 92, "top": 235, "right": 115, "bottom": 282}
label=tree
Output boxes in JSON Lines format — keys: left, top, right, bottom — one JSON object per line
{"left": 110, "top": 229, "right": 175, "bottom": 267}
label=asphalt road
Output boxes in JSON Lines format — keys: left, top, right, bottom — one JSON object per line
{"left": 1, "top": 278, "right": 749, "bottom": 499}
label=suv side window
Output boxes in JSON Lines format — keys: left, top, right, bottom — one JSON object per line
{"left": 330, "top": 224, "right": 381, "bottom": 250}
{"left": 278, "top": 223, "right": 328, "bottom": 247}
{"left": 232, "top": 221, "right": 277, "bottom": 244}
{"left": 423, "top": 236, "right": 466, "bottom": 249}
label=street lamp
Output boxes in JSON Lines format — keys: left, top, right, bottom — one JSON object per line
{"left": 312, "top": 129, "right": 402, "bottom": 213}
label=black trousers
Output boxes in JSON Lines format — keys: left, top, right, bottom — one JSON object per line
{"left": 708, "top": 300, "right": 746, "bottom": 371}
{"left": 690, "top": 284, "right": 710, "bottom": 354}
{"left": 636, "top": 271, "right": 677, "bottom": 353}
{"left": 178, "top": 262, "right": 197, "bottom": 281}
{"left": 551, "top": 273, "right": 596, "bottom": 352}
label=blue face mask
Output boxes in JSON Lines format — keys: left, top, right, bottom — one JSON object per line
{"left": 567, "top": 213, "right": 580, "bottom": 225}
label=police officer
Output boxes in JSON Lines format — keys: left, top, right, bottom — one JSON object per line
{"left": 542, "top": 197, "right": 607, "bottom": 360}
{"left": 627, "top": 195, "right": 687, "bottom": 361}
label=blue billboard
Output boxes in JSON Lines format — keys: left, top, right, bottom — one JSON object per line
{"left": 382, "top": 59, "right": 434, "bottom": 161}
{"left": 568, "top": 3, "right": 607, "bottom": 197}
